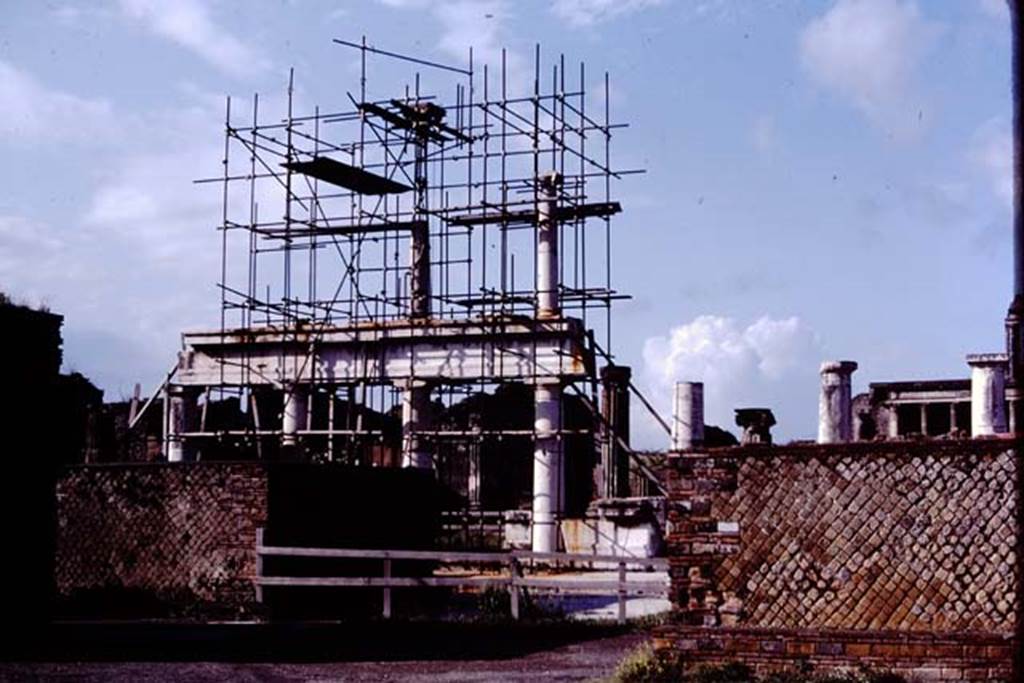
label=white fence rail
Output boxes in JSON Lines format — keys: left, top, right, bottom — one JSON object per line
{"left": 255, "top": 529, "right": 669, "bottom": 624}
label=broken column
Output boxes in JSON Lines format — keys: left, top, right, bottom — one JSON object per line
{"left": 600, "top": 365, "right": 632, "bottom": 498}
{"left": 164, "top": 385, "right": 199, "bottom": 462}
{"left": 281, "top": 382, "right": 308, "bottom": 452}
{"left": 536, "top": 171, "right": 562, "bottom": 319}
{"left": 410, "top": 111, "right": 432, "bottom": 320}
{"left": 967, "top": 353, "right": 1009, "bottom": 436}
{"left": 401, "top": 380, "right": 433, "bottom": 469}
{"left": 671, "top": 381, "right": 704, "bottom": 451}
{"left": 409, "top": 221, "right": 431, "bottom": 319}
{"left": 818, "top": 361, "right": 857, "bottom": 444}
{"left": 532, "top": 381, "right": 563, "bottom": 553}
{"left": 734, "top": 408, "right": 776, "bottom": 445}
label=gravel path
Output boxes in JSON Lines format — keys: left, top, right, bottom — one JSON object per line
{"left": 0, "top": 630, "right": 645, "bottom": 682}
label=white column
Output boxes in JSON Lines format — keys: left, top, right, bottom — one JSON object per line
{"left": 967, "top": 353, "right": 1008, "bottom": 436}
{"left": 536, "top": 171, "right": 562, "bottom": 320}
{"left": 165, "top": 386, "right": 198, "bottom": 462}
{"left": 818, "top": 361, "right": 858, "bottom": 444}
{"left": 671, "top": 381, "right": 704, "bottom": 451}
{"left": 281, "top": 383, "right": 308, "bottom": 450}
{"left": 532, "top": 381, "right": 563, "bottom": 553}
{"left": 401, "top": 381, "right": 433, "bottom": 469}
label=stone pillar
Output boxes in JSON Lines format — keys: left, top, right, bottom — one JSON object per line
{"left": 967, "top": 353, "right": 1009, "bottom": 436}
{"left": 886, "top": 405, "right": 900, "bottom": 440}
{"left": 671, "top": 381, "right": 704, "bottom": 451}
{"left": 164, "top": 385, "right": 199, "bottom": 462}
{"left": 818, "top": 361, "right": 857, "bottom": 444}
{"left": 409, "top": 221, "right": 431, "bottom": 318}
{"left": 536, "top": 171, "right": 562, "bottom": 319}
{"left": 281, "top": 383, "right": 308, "bottom": 451}
{"left": 532, "top": 381, "right": 563, "bottom": 553}
{"left": 600, "top": 365, "right": 632, "bottom": 499}
{"left": 467, "top": 414, "right": 483, "bottom": 508}
{"left": 1006, "top": 302, "right": 1022, "bottom": 383}
{"left": 410, "top": 125, "right": 431, "bottom": 319}
{"left": 401, "top": 381, "right": 433, "bottom": 469}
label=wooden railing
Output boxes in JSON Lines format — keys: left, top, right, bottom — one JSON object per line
{"left": 255, "top": 529, "right": 669, "bottom": 624}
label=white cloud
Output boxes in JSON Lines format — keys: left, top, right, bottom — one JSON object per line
{"left": 0, "top": 61, "right": 114, "bottom": 144}
{"left": 551, "top": 0, "right": 665, "bottom": 28}
{"left": 0, "top": 80, "right": 238, "bottom": 394}
{"left": 641, "top": 315, "right": 823, "bottom": 444}
{"left": 375, "top": 0, "right": 525, "bottom": 93}
{"left": 117, "top": 0, "right": 270, "bottom": 79}
{"left": 969, "top": 117, "right": 1013, "bottom": 208}
{"left": 800, "top": 0, "right": 942, "bottom": 136}
{"left": 435, "top": 0, "right": 509, "bottom": 68}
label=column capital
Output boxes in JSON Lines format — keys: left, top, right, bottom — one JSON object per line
{"left": 538, "top": 170, "right": 563, "bottom": 190}
{"left": 966, "top": 352, "right": 1009, "bottom": 368}
{"left": 600, "top": 364, "right": 632, "bottom": 384}
{"left": 820, "top": 360, "right": 858, "bottom": 375}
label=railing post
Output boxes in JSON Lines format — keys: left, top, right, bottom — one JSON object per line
{"left": 255, "top": 527, "right": 264, "bottom": 604}
{"left": 382, "top": 558, "right": 392, "bottom": 620}
{"left": 617, "top": 560, "right": 627, "bottom": 625}
{"left": 509, "top": 556, "right": 521, "bottom": 621}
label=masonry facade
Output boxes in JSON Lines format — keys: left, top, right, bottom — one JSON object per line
{"left": 657, "top": 440, "right": 1022, "bottom": 681}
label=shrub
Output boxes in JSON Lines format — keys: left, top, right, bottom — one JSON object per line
{"left": 610, "top": 648, "right": 906, "bottom": 683}
{"left": 612, "top": 644, "right": 686, "bottom": 683}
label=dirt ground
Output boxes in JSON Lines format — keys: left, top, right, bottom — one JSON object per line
{"left": 0, "top": 623, "right": 647, "bottom": 682}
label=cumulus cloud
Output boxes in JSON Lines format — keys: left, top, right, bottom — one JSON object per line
{"left": 800, "top": 0, "right": 942, "bottom": 136}
{"left": 117, "top": 0, "right": 270, "bottom": 78}
{"left": 0, "top": 72, "right": 237, "bottom": 394}
{"left": 375, "top": 0, "right": 524, "bottom": 93}
{"left": 435, "top": 0, "right": 510, "bottom": 69}
{"left": 551, "top": 0, "right": 665, "bottom": 28}
{"left": 969, "top": 117, "right": 1013, "bottom": 208}
{"left": 641, "top": 315, "right": 823, "bottom": 444}
{"left": 0, "top": 60, "right": 115, "bottom": 144}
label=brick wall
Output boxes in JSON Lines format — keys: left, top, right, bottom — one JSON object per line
{"left": 657, "top": 440, "right": 1022, "bottom": 681}
{"left": 54, "top": 462, "right": 447, "bottom": 620}
{"left": 56, "top": 462, "right": 269, "bottom": 619}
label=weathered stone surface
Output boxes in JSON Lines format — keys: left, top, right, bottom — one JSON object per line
{"left": 55, "top": 463, "right": 268, "bottom": 618}
{"left": 660, "top": 440, "right": 1022, "bottom": 681}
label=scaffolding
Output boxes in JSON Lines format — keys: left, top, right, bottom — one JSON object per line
{"left": 159, "top": 38, "right": 645, "bottom": 549}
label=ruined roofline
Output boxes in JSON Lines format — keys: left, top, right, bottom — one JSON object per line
{"left": 867, "top": 378, "right": 970, "bottom": 393}
{"left": 662, "top": 435, "right": 1022, "bottom": 461}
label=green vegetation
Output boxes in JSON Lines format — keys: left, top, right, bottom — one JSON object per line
{"left": 611, "top": 645, "right": 906, "bottom": 683}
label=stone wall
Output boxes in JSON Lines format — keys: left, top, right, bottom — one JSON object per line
{"left": 54, "top": 461, "right": 447, "bottom": 620}
{"left": 657, "top": 440, "right": 1022, "bottom": 681}
{"left": 56, "top": 462, "right": 269, "bottom": 619}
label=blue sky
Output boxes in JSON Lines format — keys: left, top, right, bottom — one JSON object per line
{"left": 0, "top": 0, "right": 1013, "bottom": 445}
